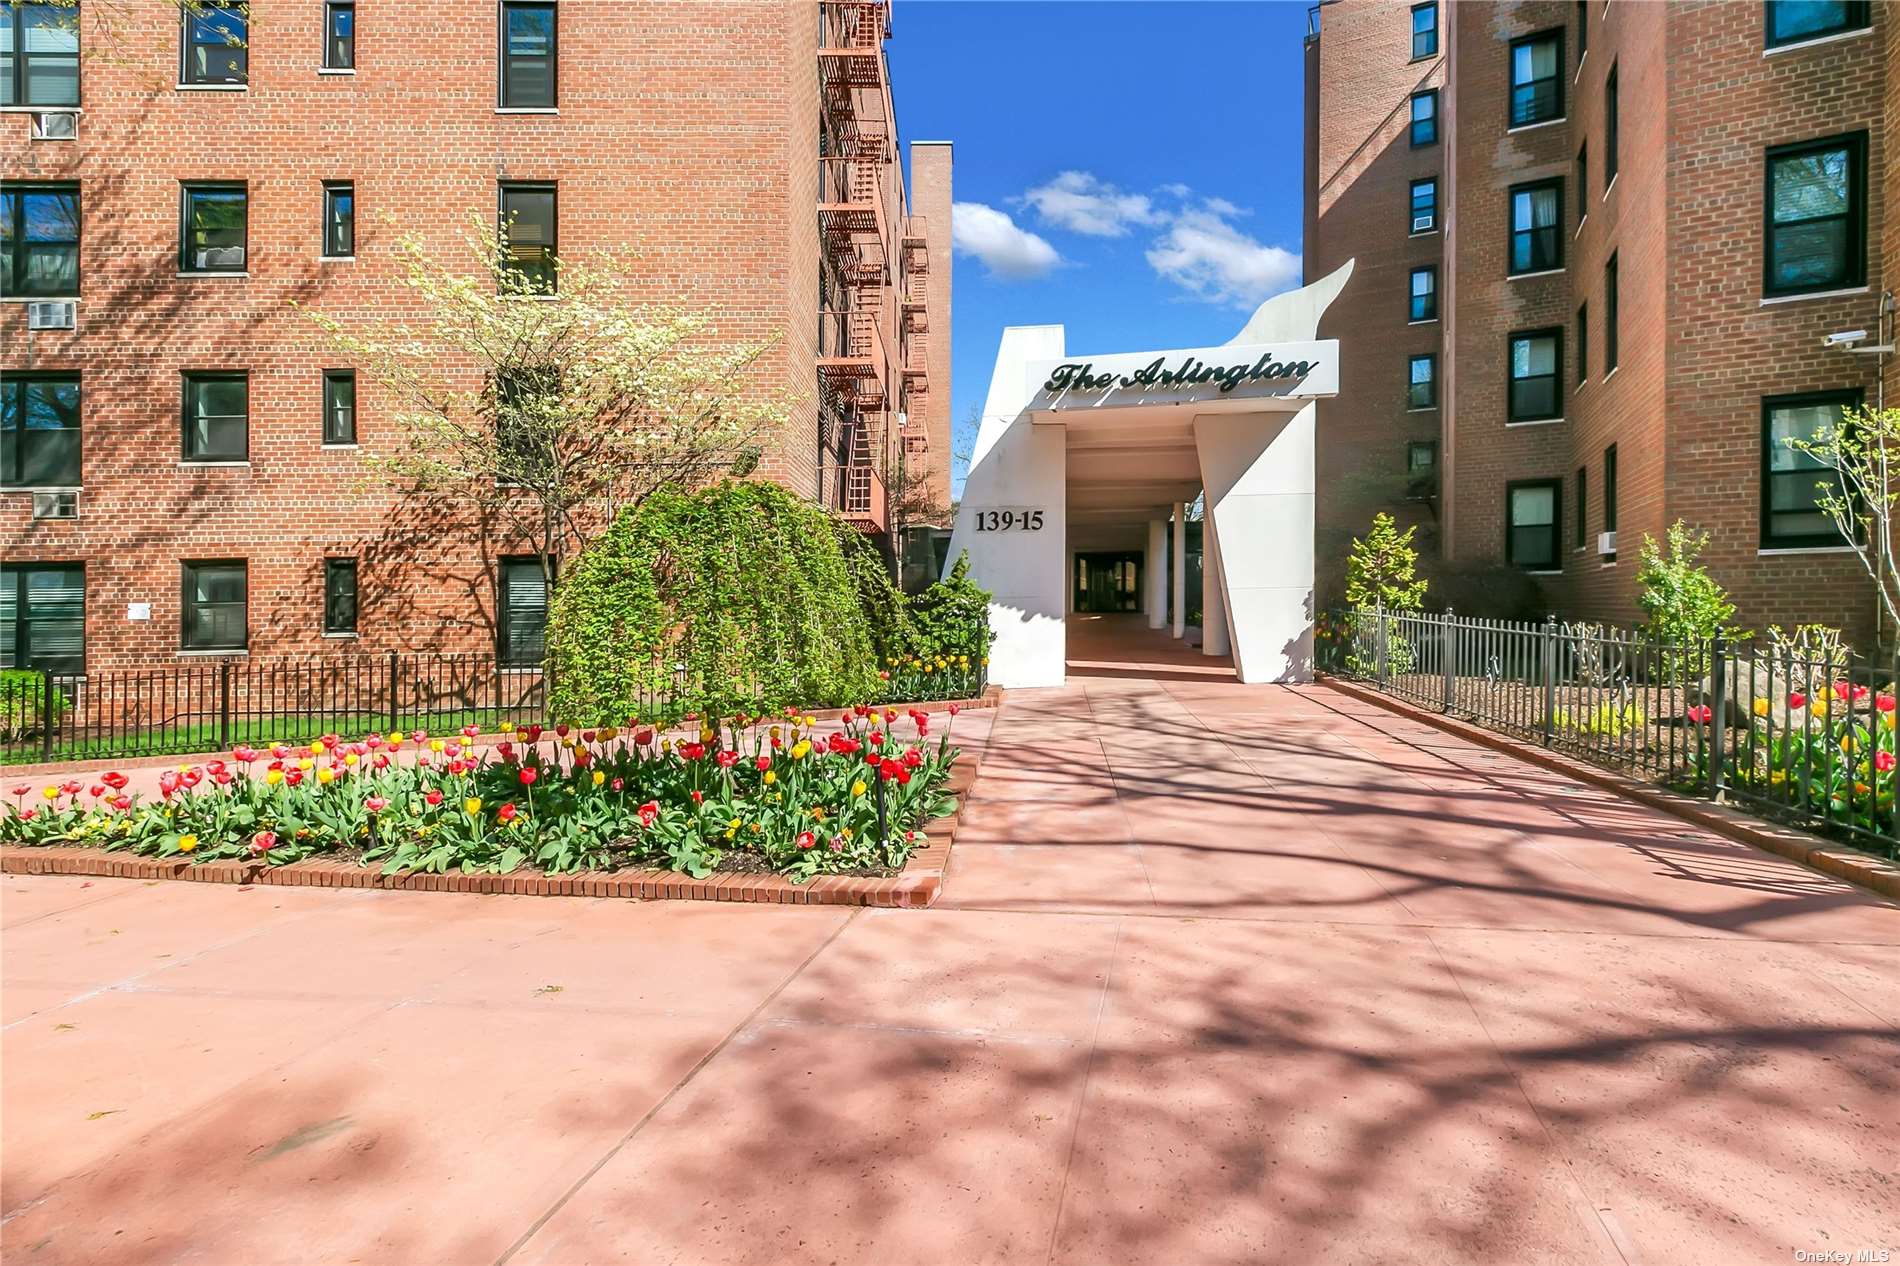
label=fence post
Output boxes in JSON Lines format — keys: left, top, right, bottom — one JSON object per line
{"left": 1540, "top": 616, "right": 1558, "bottom": 747}
{"left": 218, "top": 660, "right": 232, "bottom": 751}
{"left": 1707, "top": 635, "right": 1728, "bottom": 801}
{"left": 387, "top": 651, "right": 399, "bottom": 735}
{"left": 40, "top": 668, "right": 55, "bottom": 761}
{"left": 1440, "top": 608, "right": 1455, "bottom": 713}
{"left": 1374, "top": 601, "right": 1389, "bottom": 689}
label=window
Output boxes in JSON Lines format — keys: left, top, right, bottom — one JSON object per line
{"left": 1507, "top": 481, "right": 1562, "bottom": 570}
{"left": 497, "top": 182, "right": 556, "bottom": 292}
{"left": 181, "top": 560, "right": 247, "bottom": 651}
{"left": 499, "top": 2, "right": 556, "bottom": 108}
{"left": 1604, "top": 251, "right": 1619, "bottom": 371}
{"left": 1604, "top": 64, "right": 1618, "bottom": 185}
{"left": 1576, "top": 0, "right": 1587, "bottom": 58}
{"left": 180, "top": 4, "right": 247, "bottom": 86}
{"left": 324, "top": 558, "right": 358, "bottom": 634}
{"left": 1410, "top": 2, "right": 1437, "bottom": 58}
{"left": 1764, "top": 133, "right": 1866, "bottom": 298}
{"left": 322, "top": 182, "right": 354, "bottom": 258}
{"left": 1765, "top": 1, "right": 1869, "bottom": 48}
{"left": 1408, "top": 266, "right": 1437, "bottom": 321}
{"left": 498, "top": 557, "right": 548, "bottom": 666}
{"left": 180, "top": 183, "right": 247, "bottom": 273}
{"left": 1, "top": 182, "right": 79, "bottom": 298}
{"left": 2, "top": 3, "right": 80, "bottom": 106}
{"left": 1508, "top": 329, "right": 1563, "bottom": 423}
{"left": 1762, "top": 390, "right": 1858, "bottom": 548}
{"left": 1409, "top": 178, "right": 1437, "bottom": 233}
{"left": 1, "top": 373, "right": 80, "bottom": 487}
{"left": 1407, "top": 354, "right": 1436, "bottom": 409}
{"left": 1575, "top": 145, "right": 1589, "bottom": 218}
{"left": 1509, "top": 29, "right": 1564, "bottom": 127}
{"left": 323, "top": 370, "right": 355, "bottom": 445}
{"left": 1575, "top": 303, "right": 1589, "bottom": 384}
{"left": 1603, "top": 444, "right": 1618, "bottom": 533}
{"left": 1409, "top": 90, "right": 1438, "bottom": 147}
{"left": 323, "top": 1, "right": 354, "bottom": 69}
{"left": 1509, "top": 179, "right": 1564, "bottom": 274}
{"left": 182, "top": 371, "right": 248, "bottom": 462}
{"left": 1408, "top": 441, "right": 1437, "bottom": 477}
{"left": 1574, "top": 467, "right": 1588, "bottom": 549}
{"left": 1, "top": 563, "right": 84, "bottom": 674}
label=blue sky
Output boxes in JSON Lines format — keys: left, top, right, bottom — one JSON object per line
{"left": 889, "top": 0, "right": 1313, "bottom": 494}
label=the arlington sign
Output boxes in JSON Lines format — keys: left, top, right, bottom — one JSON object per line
{"left": 1042, "top": 351, "right": 1322, "bottom": 396}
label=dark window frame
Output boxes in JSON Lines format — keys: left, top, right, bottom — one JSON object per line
{"left": 1, "top": 561, "right": 85, "bottom": 675}
{"left": 1408, "top": 265, "right": 1438, "bottom": 322}
{"left": 1, "top": 371, "right": 81, "bottom": 488}
{"left": 496, "top": 181, "right": 558, "bottom": 293}
{"left": 181, "top": 370, "right": 249, "bottom": 462}
{"left": 1604, "top": 251, "right": 1619, "bottom": 371}
{"left": 498, "top": 1, "right": 558, "bottom": 109}
{"left": 1575, "top": 144, "right": 1589, "bottom": 219}
{"left": 1408, "top": 440, "right": 1438, "bottom": 476}
{"left": 1760, "top": 388, "right": 1861, "bottom": 549}
{"left": 1764, "top": 1, "right": 1870, "bottom": 49}
{"left": 323, "top": 0, "right": 355, "bottom": 70}
{"left": 497, "top": 555, "right": 550, "bottom": 667}
{"left": 1575, "top": 0, "right": 1587, "bottom": 59}
{"left": 1410, "top": 2, "right": 1438, "bottom": 59}
{"left": 179, "top": 3, "right": 248, "bottom": 86}
{"left": 1506, "top": 479, "right": 1564, "bottom": 571}
{"left": 1507, "top": 328, "right": 1565, "bottom": 423}
{"left": 180, "top": 559, "right": 248, "bottom": 652}
{"left": 321, "top": 181, "right": 355, "bottom": 258}
{"left": 1575, "top": 302, "right": 1589, "bottom": 385}
{"left": 1603, "top": 444, "right": 1618, "bottom": 533}
{"left": 1407, "top": 353, "right": 1437, "bottom": 410}
{"left": 323, "top": 557, "right": 358, "bottom": 635}
{"left": 1763, "top": 131, "right": 1867, "bottom": 299}
{"left": 2, "top": 2, "right": 81, "bottom": 108}
{"left": 322, "top": 369, "right": 356, "bottom": 446}
{"left": 1409, "top": 177, "right": 1437, "bottom": 233}
{"left": 179, "top": 181, "right": 249, "bottom": 274}
{"left": 1509, "top": 177, "right": 1565, "bottom": 275}
{"left": 1605, "top": 64, "right": 1619, "bottom": 185}
{"left": 1508, "top": 27, "right": 1566, "bottom": 128}
{"left": 1, "top": 181, "right": 81, "bottom": 299}
{"left": 1409, "top": 89, "right": 1439, "bottom": 147}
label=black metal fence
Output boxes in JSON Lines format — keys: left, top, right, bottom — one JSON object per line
{"left": 1323, "top": 607, "right": 1899, "bottom": 861}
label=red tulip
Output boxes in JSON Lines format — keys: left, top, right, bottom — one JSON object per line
{"left": 497, "top": 802, "right": 518, "bottom": 823}
{"left": 180, "top": 768, "right": 203, "bottom": 789}
{"left": 690, "top": 789, "right": 704, "bottom": 804}
{"left": 366, "top": 796, "right": 388, "bottom": 813}
{"left": 1789, "top": 691, "right": 1808, "bottom": 710}
{"left": 373, "top": 753, "right": 391, "bottom": 770}
{"left": 796, "top": 831, "right": 816, "bottom": 850}
{"left": 8, "top": 785, "right": 29, "bottom": 798}
{"left": 611, "top": 777, "right": 624, "bottom": 792}
{"left": 638, "top": 800, "right": 660, "bottom": 826}
{"left": 755, "top": 755, "right": 772, "bottom": 772}
{"left": 715, "top": 749, "right": 739, "bottom": 770}
{"left": 250, "top": 830, "right": 276, "bottom": 854}
{"left": 1879, "top": 694, "right": 1896, "bottom": 713}
{"left": 424, "top": 789, "right": 444, "bottom": 806}
{"left": 1878, "top": 751, "right": 1897, "bottom": 773}
{"left": 633, "top": 727, "right": 655, "bottom": 746}
{"left": 948, "top": 704, "right": 961, "bottom": 716}
{"left": 157, "top": 771, "right": 180, "bottom": 798}
{"left": 110, "top": 795, "right": 131, "bottom": 811}
{"left": 519, "top": 767, "right": 538, "bottom": 786}
{"left": 285, "top": 769, "right": 304, "bottom": 787}
{"left": 1686, "top": 705, "right": 1713, "bottom": 725}
{"left": 20, "top": 808, "right": 36, "bottom": 821}
{"left": 60, "top": 779, "right": 83, "bottom": 796}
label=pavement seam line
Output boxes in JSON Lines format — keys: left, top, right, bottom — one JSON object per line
{"left": 1076, "top": 681, "right": 1160, "bottom": 908}
{"left": 492, "top": 906, "right": 864, "bottom": 1266}
{"left": 1041, "top": 918, "right": 1124, "bottom": 1266}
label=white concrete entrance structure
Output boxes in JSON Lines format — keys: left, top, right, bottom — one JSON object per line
{"left": 946, "top": 262, "right": 1351, "bottom": 688}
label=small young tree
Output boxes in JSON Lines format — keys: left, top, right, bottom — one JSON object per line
{"left": 1636, "top": 520, "right": 1737, "bottom": 641}
{"left": 1789, "top": 404, "right": 1900, "bottom": 632}
{"left": 1345, "top": 512, "right": 1427, "bottom": 611}
{"left": 301, "top": 215, "right": 788, "bottom": 597}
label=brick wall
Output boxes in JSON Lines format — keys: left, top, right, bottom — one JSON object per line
{"left": 909, "top": 141, "right": 953, "bottom": 524}
{"left": 2, "top": 1, "right": 929, "bottom": 669}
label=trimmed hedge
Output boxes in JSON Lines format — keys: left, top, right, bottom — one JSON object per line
{"left": 545, "top": 481, "right": 881, "bottom": 725}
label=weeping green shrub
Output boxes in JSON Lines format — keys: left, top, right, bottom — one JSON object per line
{"left": 833, "top": 521, "right": 916, "bottom": 666}
{"left": 545, "top": 481, "right": 880, "bottom": 725}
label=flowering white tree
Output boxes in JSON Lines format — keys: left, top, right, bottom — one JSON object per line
{"left": 300, "top": 216, "right": 788, "bottom": 595}
{"left": 1792, "top": 404, "right": 1900, "bottom": 633}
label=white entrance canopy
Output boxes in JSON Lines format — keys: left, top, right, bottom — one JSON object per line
{"left": 946, "top": 262, "right": 1352, "bottom": 687}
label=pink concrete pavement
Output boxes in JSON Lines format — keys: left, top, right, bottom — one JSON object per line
{"left": 4, "top": 618, "right": 1897, "bottom": 1264}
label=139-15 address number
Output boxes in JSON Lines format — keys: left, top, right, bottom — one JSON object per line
{"left": 973, "top": 508, "right": 1045, "bottom": 532}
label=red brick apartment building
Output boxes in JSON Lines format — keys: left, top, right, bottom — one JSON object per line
{"left": 1, "top": 0, "right": 950, "bottom": 674}
{"left": 1307, "top": 0, "right": 1900, "bottom": 645}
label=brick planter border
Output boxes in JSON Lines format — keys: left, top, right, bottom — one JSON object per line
{"left": 1323, "top": 675, "right": 1900, "bottom": 905}
{"left": 0, "top": 751, "right": 983, "bottom": 910}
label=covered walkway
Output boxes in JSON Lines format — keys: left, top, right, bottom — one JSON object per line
{"left": 1064, "top": 611, "right": 1233, "bottom": 681}
{"left": 4, "top": 673, "right": 1897, "bottom": 1264}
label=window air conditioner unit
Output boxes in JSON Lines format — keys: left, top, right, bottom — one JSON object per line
{"left": 30, "top": 111, "right": 77, "bottom": 140}
{"left": 1597, "top": 530, "right": 1617, "bottom": 555}
{"left": 32, "top": 491, "right": 78, "bottom": 521}
{"left": 26, "top": 300, "right": 76, "bottom": 331}
{"left": 196, "top": 247, "right": 245, "bottom": 269}
{"left": 1411, "top": 214, "right": 1435, "bottom": 232}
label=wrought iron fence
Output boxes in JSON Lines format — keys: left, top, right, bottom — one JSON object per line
{"left": 1, "top": 651, "right": 988, "bottom": 767}
{"left": 1321, "top": 607, "right": 1899, "bottom": 861}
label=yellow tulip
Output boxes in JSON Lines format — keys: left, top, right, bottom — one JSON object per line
{"left": 803, "top": 715, "right": 816, "bottom": 727}
{"left": 41, "top": 786, "right": 57, "bottom": 800}
{"left": 791, "top": 740, "right": 811, "bottom": 760}
{"left": 599, "top": 726, "right": 618, "bottom": 741}
{"left": 592, "top": 770, "right": 606, "bottom": 786}
{"left": 297, "top": 757, "right": 313, "bottom": 771}
{"left": 464, "top": 797, "right": 483, "bottom": 815}
{"left": 388, "top": 730, "right": 404, "bottom": 744}
{"left": 316, "top": 767, "right": 336, "bottom": 785}
{"left": 852, "top": 780, "right": 867, "bottom": 797}
{"left": 1752, "top": 697, "right": 1770, "bottom": 718}
{"left": 343, "top": 752, "right": 359, "bottom": 766}
{"left": 430, "top": 739, "right": 444, "bottom": 753}
{"left": 763, "top": 770, "right": 777, "bottom": 785}
{"left": 840, "top": 827, "right": 853, "bottom": 840}
{"left": 700, "top": 728, "right": 714, "bottom": 744}
{"left": 178, "top": 834, "right": 198, "bottom": 852}
{"left": 265, "top": 768, "right": 284, "bottom": 786}
{"left": 728, "top": 816, "right": 742, "bottom": 830}
{"left": 310, "top": 742, "right": 325, "bottom": 757}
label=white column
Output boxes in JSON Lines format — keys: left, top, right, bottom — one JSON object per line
{"left": 1202, "top": 512, "right": 1230, "bottom": 657}
{"left": 1170, "top": 503, "right": 1186, "bottom": 639}
{"left": 1146, "top": 519, "right": 1167, "bottom": 628}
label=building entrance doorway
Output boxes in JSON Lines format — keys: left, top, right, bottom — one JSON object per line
{"left": 1074, "top": 552, "right": 1142, "bottom": 613}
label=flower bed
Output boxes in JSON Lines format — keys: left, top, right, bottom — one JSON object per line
{"left": 1, "top": 705, "right": 966, "bottom": 883}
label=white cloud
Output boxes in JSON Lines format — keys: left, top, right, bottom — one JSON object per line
{"left": 1021, "top": 170, "right": 1164, "bottom": 237}
{"left": 1158, "top": 182, "right": 1193, "bottom": 199}
{"left": 952, "top": 201, "right": 1061, "bottom": 280}
{"left": 1145, "top": 204, "right": 1300, "bottom": 308}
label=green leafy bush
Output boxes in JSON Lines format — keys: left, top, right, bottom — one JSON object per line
{"left": 883, "top": 554, "right": 994, "bottom": 700}
{"left": 1637, "top": 520, "right": 1742, "bottom": 682}
{"left": 834, "top": 522, "right": 916, "bottom": 666}
{"left": 0, "top": 670, "right": 63, "bottom": 744}
{"left": 1346, "top": 512, "right": 1427, "bottom": 611}
{"left": 544, "top": 480, "right": 880, "bottom": 725}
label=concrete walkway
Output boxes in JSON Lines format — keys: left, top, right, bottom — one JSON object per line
{"left": 4, "top": 659, "right": 1898, "bottom": 1264}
